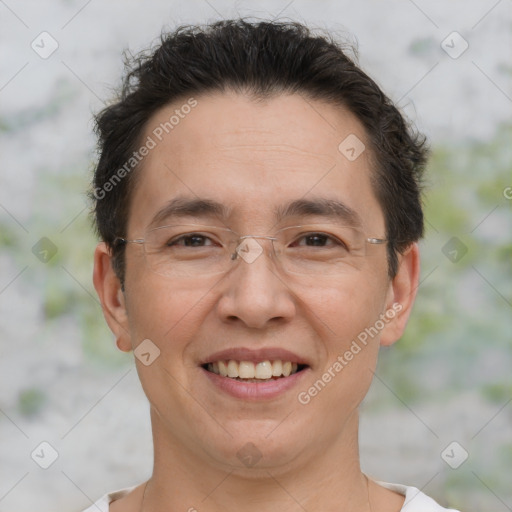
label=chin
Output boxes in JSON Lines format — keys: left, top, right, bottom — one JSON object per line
{"left": 203, "top": 424, "right": 307, "bottom": 474}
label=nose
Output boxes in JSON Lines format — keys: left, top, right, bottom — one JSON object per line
{"left": 216, "top": 237, "right": 297, "bottom": 329}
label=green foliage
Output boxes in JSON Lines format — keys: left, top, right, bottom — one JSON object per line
{"left": 378, "top": 122, "right": 512, "bottom": 402}
{"left": 0, "top": 222, "right": 18, "bottom": 248}
{"left": 18, "top": 388, "right": 46, "bottom": 418}
{"left": 481, "top": 383, "right": 512, "bottom": 404}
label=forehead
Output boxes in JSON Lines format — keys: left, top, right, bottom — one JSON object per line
{"left": 128, "top": 91, "right": 383, "bottom": 233}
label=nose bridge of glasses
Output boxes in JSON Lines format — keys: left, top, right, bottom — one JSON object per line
{"left": 238, "top": 234, "right": 278, "bottom": 242}
{"left": 231, "top": 234, "right": 279, "bottom": 265}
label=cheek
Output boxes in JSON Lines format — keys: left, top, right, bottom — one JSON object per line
{"left": 298, "top": 271, "right": 388, "bottom": 407}
{"left": 124, "top": 277, "right": 211, "bottom": 413}
{"left": 124, "top": 270, "right": 209, "bottom": 355}
{"left": 320, "top": 274, "right": 389, "bottom": 396}
{"left": 306, "top": 270, "right": 389, "bottom": 344}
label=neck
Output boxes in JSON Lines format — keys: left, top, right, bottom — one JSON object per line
{"left": 143, "top": 408, "right": 370, "bottom": 512}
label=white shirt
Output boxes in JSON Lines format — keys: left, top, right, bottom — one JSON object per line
{"left": 81, "top": 482, "right": 460, "bottom": 511}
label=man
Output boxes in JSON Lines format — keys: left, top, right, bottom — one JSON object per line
{"left": 88, "top": 19, "right": 459, "bottom": 511}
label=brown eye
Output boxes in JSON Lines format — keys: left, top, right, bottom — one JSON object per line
{"left": 302, "top": 234, "right": 330, "bottom": 246}
{"left": 168, "top": 234, "right": 215, "bottom": 247}
{"left": 293, "top": 232, "right": 348, "bottom": 251}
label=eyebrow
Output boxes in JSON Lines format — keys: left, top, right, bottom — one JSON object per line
{"left": 148, "top": 195, "right": 362, "bottom": 229}
{"left": 274, "top": 197, "right": 362, "bottom": 227}
{"left": 148, "top": 196, "right": 231, "bottom": 228}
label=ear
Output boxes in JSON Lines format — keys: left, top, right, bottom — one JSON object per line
{"left": 380, "top": 242, "right": 420, "bottom": 347}
{"left": 92, "top": 242, "right": 132, "bottom": 352}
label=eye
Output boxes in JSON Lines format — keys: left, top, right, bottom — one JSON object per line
{"left": 292, "top": 232, "right": 348, "bottom": 250}
{"left": 167, "top": 233, "right": 216, "bottom": 247}
{"left": 298, "top": 233, "right": 332, "bottom": 247}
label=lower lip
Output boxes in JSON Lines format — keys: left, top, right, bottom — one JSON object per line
{"left": 201, "top": 366, "right": 310, "bottom": 401}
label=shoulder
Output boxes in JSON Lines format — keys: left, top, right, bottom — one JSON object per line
{"left": 378, "top": 481, "right": 461, "bottom": 511}
{"left": 80, "top": 486, "right": 136, "bottom": 512}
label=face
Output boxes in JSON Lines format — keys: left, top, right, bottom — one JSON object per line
{"left": 94, "top": 91, "right": 418, "bottom": 474}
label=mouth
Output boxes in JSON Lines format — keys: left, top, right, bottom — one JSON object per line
{"left": 202, "top": 359, "right": 308, "bottom": 382}
{"left": 199, "top": 348, "right": 311, "bottom": 400}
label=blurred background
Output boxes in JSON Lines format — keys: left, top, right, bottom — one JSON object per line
{"left": 0, "top": 1, "right": 511, "bottom": 510}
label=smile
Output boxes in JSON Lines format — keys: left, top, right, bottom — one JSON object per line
{"left": 199, "top": 348, "right": 311, "bottom": 400}
{"left": 200, "top": 361, "right": 310, "bottom": 401}
{"left": 203, "top": 359, "right": 307, "bottom": 381}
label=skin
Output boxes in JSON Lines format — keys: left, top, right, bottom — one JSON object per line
{"left": 93, "top": 91, "right": 420, "bottom": 511}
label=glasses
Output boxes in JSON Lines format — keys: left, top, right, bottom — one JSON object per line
{"left": 114, "top": 223, "right": 387, "bottom": 278}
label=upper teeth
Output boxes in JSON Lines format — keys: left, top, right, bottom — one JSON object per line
{"left": 207, "top": 360, "right": 299, "bottom": 379}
